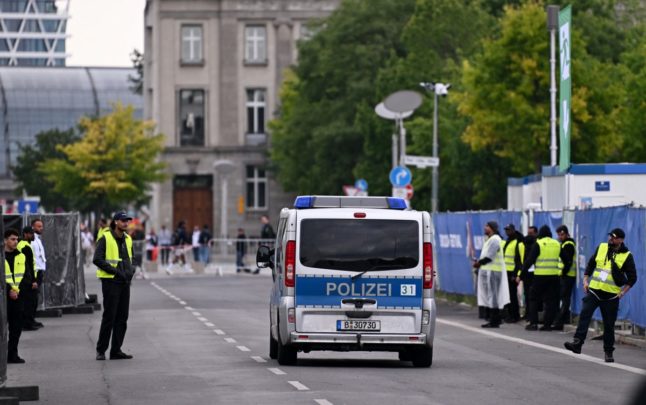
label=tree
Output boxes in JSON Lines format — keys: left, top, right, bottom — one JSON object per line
{"left": 43, "top": 103, "right": 167, "bottom": 216}
{"left": 128, "top": 49, "right": 144, "bottom": 95}
{"left": 13, "top": 128, "right": 81, "bottom": 211}
{"left": 270, "top": 0, "right": 416, "bottom": 195}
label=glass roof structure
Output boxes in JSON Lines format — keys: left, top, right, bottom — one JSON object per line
{"left": 0, "top": 66, "right": 143, "bottom": 177}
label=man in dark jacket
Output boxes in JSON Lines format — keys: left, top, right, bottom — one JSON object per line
{"left": 503, "top": 224, "right": 524, "bottom": 323}
{"left": 518, "top": 226, "right": 537, "bottom": 319}
{"left": 552, "top": 225, "right": 576, "bottom": 330}
{"left": 565, "top": 228, "right": 637, "bottom": 363}
{"left": 94, "top": 211, "right": 135, "bottom": 361}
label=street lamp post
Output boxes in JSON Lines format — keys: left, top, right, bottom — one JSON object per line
{"left": 420, "top": 82, "right": 450, "bottom": 213}
{"left": 213, "top": 160, "right": 236, "bottom": 239}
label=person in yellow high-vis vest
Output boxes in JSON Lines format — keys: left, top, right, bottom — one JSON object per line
{"left": 565, "top": 228, "right": 637, "bottom": 363}
{"left": 552, "top": 225, "right": 576, "bottom": 330}
{"left": 502, "top": 224, "right": 524, "bottom": 323}
{"left": 93, "top": 211, "right": 135, "bottom": 361}
{"left": 4, "top": 228, "right": 34, "bottom": 363}
{"left": 522, "top": 225, "right": 561, "bottom": 331}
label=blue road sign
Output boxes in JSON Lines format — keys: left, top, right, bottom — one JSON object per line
{"left": 18, "top": 199, "right": 39, "bottom": 214}
{"left": 389, "top": 166, "right": 412, "bottom": 187}
{"left": 355, "top": 179, "right": 368, "bottom": 191}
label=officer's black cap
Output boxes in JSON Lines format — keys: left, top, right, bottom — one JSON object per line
{"left": 608, "top": 228, "right": 625, "bottom": 239}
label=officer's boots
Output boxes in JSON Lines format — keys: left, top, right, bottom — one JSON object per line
{"left": 564, "top": 339, "right": 582, "bottom": 354}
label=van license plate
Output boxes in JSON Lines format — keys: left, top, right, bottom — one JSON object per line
{"left": 337, "top": 320, "right": 381, "bottom": 331}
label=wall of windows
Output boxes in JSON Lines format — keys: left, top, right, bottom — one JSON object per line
{"left": 244, "top": 25, "right": 266, "bottom": 64}
{"left": 179, "top": 89, "right": 205, "bottom": 146}
{"left": 181, "top": 25, "right": 203, "bottom": 65}
{"left": 246, "top": 166, "right": 267, "bottom": 210}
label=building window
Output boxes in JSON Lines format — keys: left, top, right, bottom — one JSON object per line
{"left": 181, "top": 25, "right": 203, "bottom": 64}
{"left": 246, "top": 166, "right": 267, "bottom": 210}
{"left": 245, "top": 25, "right": 266, "bottom": 63}
{"left": 179, "top": 89, "right": 205, "bottom": 146}
{"left": 246, "top": 89, "right": 266, "bottom": 135}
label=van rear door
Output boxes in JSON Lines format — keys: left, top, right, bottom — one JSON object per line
{"left": 294, "top": 209, "right": 423, "bottom": 334}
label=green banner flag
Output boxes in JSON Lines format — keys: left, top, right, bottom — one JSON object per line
{"left": 559, "top": 5, "right": 572, "bottom": 172}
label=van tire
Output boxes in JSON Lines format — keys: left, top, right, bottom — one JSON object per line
{"left": 411, "top": 346, "right": 433, "bottom": 368}
{"left": 269, "top": 330, "right": 278, "bottom": 359}
{"left": 276, "top": 324, "right": 297, "bottom": 365}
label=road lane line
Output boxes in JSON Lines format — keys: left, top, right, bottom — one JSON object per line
{"left": 251, "top": 356, "right": 267, "bottom": 363}
{"left": 213, "top": 329, "right": 225, "bottom": 335}
{"left": 178, "top": 300, "right": 186, "bottom": 305}
{"left": 204, "top": 322, "right": 215, "bottom": 327}
{"left": 184, "top": 306, "right": 194, "bottom": 310}
{"left": 288, "top": 381, "right": 309, "bottom": 391}
{"left": 437, "top": 318, "right": 646, "bottom": 376}
{"left": 237, "top": 346, "right": 251, "bottom": 352}
{"left": 224, "top": 337, "right": 237, "bottom": 343}
{"left": 197, "top": 317, "right": 208, "bottom": 322}
{"left": 192, "top": 311, "right": 201, "bottom": 316}
{"left": 268, "top": 368, "right": 286, "bottom": 375}
{"left": 314, "top": 400, "right": 333, "bottom": 405}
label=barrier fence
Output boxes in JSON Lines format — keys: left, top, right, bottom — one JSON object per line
{"left": 433, "top": 205, "right": 646, "bottom": 330}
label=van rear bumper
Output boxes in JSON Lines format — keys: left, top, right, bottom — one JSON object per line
{"left": 289, "top": 332, "right": 429, "bottom": 351}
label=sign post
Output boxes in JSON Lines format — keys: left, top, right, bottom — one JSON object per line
{"left": 559, "top": 5, "right": 572, "bottom": 172}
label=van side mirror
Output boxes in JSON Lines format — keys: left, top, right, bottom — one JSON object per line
{"left": 256, "top": 245, "right": 274, "bottom": 269}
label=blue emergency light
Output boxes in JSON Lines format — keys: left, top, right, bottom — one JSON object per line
{"left": 294, "top": 196, "right": 407, "bottom": 210}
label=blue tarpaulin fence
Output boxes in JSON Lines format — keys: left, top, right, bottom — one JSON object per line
{"left": 433, "top": 206, "right": 646, "bottom": 328}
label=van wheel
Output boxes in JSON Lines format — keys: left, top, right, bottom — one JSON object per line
{"left": 411, "top": 346, "right": 433, "bottom": 368}
{"left": 269, "top": 330, "right": 278, "bottom": 359}
{"left": 276, "top": 327, "right": 297, "bottom": 366}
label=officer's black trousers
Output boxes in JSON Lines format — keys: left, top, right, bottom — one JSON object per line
{"left": 528, "top": 275, "right": 560, "bottom": 326}
{"left": 505, "top": 272, "right": 520, "bottom": 321}
{"left": 574, "top": 292, "right": 619, "bottom": 353}
{"left": 22, "top": 287, "right": 39, "bottom": 326}
{"left": 553, "top": 276, "right": 576, "bottom": 326}
{"left": 7, "top": 297, "right": 24, "bottom": 359}
{"left": 97, "top": 279, "right": 130, "bottom": 355}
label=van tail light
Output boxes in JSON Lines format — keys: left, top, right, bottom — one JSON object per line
{"left": 423, "top": 242, "right": 433, "bottom": 289}
{"left": 285, "top": 240, "right": 296, "bottom": 287}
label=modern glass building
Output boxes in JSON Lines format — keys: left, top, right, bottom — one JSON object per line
{"left": 0, "top": 0, "right": 70, "bottom": 66}
{"left": 0, "top": 66, "right": 142, "bottom": 199}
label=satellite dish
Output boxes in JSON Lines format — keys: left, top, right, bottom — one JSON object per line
{"left": 384, "top": 90, "right": 423, "bottom": 113}
{"left": 375, "top": 103, "right": 413, "bottom": 120}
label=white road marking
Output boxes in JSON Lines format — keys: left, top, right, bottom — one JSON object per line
{"left": 184, "top": 306, "right": 194, "bottom": 311}
{"left": 237, "top": 346, "right": 251, "bottom": 352}
{"left": 197, "top": 317, "right": 208, "bottom": 322}
{"left": 268, "top": 368, "right": 286, "bottom": 375}
{"left": 437, "top": 318, "right": 646, "bottom": 376}
{"left": 178, "top": 300, "right": 186, "bottom": 305}
{"left": 288, "top": 381, "right": 309, "bottom": 391}
{"left": 204, "top": 322, "right": 215, "bottom": 327}
{"left": 314, "top": 400, "right": 334, "bottom": 405}
{"left": 192, "top": 311, "right": 201, "bottom": 316}
{"left": 224, "top": 337, "right": 237, "bottom": 343}
{"left": 213, "top": 329, "right": 225, "bottom": 335}
{"left": 251, "top": 356, "right": 267, "bottom": 363}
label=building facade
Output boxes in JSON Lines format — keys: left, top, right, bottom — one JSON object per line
{"left": 0, "top": 0, "right": 69, "bottom": 66}
{"left": 144, "top": 0, "right": 339, "bottom": 237}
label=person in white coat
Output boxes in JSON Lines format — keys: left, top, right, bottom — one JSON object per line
{"left": 473, "top": 221, "right": 510, "bottom": 328}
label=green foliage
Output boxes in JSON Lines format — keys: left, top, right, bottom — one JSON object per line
{"left": 13, "top": 128, "right": 80, "bottom": 211}
{"left": 43, "top": 103, "right": 167, "bottom": 214}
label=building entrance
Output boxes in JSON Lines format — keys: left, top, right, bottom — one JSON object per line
{"left": 173, "top": 175, "right": 213, "bottom": 231}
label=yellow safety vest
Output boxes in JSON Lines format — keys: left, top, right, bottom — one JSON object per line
{"left": 96, "top": 231, "right": 133, "bottom": 279}
{"left": 97, "top": 227, "right": 110, "bottom": 241}
{"left": 558, "top": 240, "right": 576, "bottom": 277}
{"left": 4, "top": 252, "right": 26, "bottom": 293}
{"left": 534, "top": 237, "right": 561, "bottom": 276}
{"left": 481, "top": 235, "right": 505, "bottom": 272}
{"left": 503, "top": 239, "right": 525, "bottom": 272}
{"left": 17, "top": 240, "right": 36, "bottom": 279}
{"left": 589, "top": 243, "right": 629, "bottom": 295}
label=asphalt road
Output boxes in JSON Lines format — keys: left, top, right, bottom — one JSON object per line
{"left": 7, "top": 271, "right": 646, "bottom": 404}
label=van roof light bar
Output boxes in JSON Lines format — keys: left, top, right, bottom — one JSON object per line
{"left": 294, "top": 196, "right": 407, "bottom": 210}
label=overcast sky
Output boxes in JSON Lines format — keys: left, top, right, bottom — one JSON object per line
{"left": 67, "top": 0, "right": 146, "bottom": 67}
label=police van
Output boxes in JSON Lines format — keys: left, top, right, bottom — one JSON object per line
{"left": 256, "top": 195, "right": 436, "bottom": 367}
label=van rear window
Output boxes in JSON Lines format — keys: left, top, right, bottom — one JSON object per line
{"left": 299, "top": 219, "right": 419, "bottom": 271}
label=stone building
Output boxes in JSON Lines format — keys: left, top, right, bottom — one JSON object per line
{"left": 144, "top": 0, "right": 339, "bottom": 237}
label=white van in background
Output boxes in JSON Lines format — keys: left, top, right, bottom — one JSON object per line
{"left": 257, "top": 196, "right": 437, "bottom": 367}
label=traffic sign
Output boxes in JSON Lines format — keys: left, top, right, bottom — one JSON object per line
{"left": 403, "top": 155, "right": 439, "bottom": 168}
{"left": 392, "top": 187, "right": 407, "bottom": 199}
{"left": 18, "top": 199, "right": 39, "bottom": 214}
{"left": 343, "top": 185, "right": 368, "bottom": 197}
{"left": 405, "top": 184, "right": 414, "bottom": 200}
{"left": 355, "top": 179, "right": 368, "bottom": 192}
{"left": 389, "top": 166, "right": 412, "bottom": 187}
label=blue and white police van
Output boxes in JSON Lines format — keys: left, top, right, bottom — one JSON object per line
{"left": 256, "top": 196, "right": 436, "bottom": 367}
